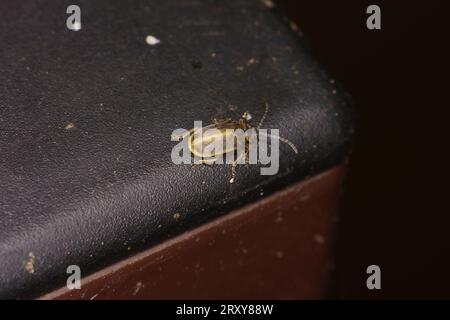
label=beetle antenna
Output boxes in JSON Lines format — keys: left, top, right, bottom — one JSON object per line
{"left": 258, "top": 131, "right": 298, "bottom": 154}
{"left": 257, "top": 102, "right": 269, "bottom": 130}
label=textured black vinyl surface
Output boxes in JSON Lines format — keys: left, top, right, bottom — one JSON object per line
{"left": 0, "top": 0, "right": 354, "bottom": 299}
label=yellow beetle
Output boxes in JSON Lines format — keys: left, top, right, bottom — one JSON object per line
{"left": 185, "top": 102, "right": 298, "bottom": 183}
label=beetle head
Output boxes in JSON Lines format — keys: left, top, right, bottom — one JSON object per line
{"left": 242, "top": 112, "right": 252, "bottom": 121}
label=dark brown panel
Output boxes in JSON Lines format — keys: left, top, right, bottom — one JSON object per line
{"left": 40, "top": 164, "right": 345, "bottom": 300}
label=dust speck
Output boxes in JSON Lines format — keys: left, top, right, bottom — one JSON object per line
{"left": 236, "top": 66, "right": 245, "bottom": 71}
{"left": 145, "top": 35, "right": 160, "bottom": 46}
{"left": 247, "top": 58, "right": 258, "bottom": 65}
{"left": 289, "top": 21, "right": 300, "bottom": 32}
{"left": 65, "top": 122, "right": 75, "bottom": 130}
{"left": 275, "top": 216, "right": 283, "bottom": 223}
{"left": 300, "top": 193, "right": 310, "bottom": 201}
{"left": 90, "top": 293, "right": 99, "bottom": 300}
{"left": 261, "top": 0, "right": 275, "bottom": 8}
{"left": 25, "top": 252, "right": 36, "bottom": 274}
{"left": 173, "top": 213, "right": 181, "bottom": 220}
{"left": 228, "top": 104, "right": 238, "bottom": 112}
{"left": 275, "top": 251, "right": 284, "bottom": 258}
{"left": 133, "top": 282, "right": 143, "bottom": 296}
{"left": 314, "top": 234, "right": 325, "bottom": 245}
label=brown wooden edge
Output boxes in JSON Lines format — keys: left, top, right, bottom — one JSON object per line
{"left": 39, "top": 164, "right": 345, "bottom": 300}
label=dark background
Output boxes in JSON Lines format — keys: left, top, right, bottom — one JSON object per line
{"left": 277, "top": 0, "right": 450, "bottom": 299}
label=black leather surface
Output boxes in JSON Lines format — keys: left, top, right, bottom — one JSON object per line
{"left": 0, "top": 0, "right": 354, "bottom": 299}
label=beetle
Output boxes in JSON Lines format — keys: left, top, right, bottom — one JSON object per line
{"left": 183, "top": 102, "right": 298, "bottom": 184}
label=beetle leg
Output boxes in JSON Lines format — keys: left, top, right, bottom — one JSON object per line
{"left": 229, "top": 150, "right": 246, "bottom": 183}
{"left": 259, "top": 132, "right": 299, "bottom": 154}
{"left": 192, "top": 158, "right": 217, "bottom": 166}
{"left": 245, "top": 142, "right": 250, "bottom": 165}
{"left": 257, "top": 101, "right": 270, "bottom": 130}
{"left": 276, "top": 135, "right": 298, "bottom": 154}
{"left": 230, "top": 161, "right": 237, "bottom": 184}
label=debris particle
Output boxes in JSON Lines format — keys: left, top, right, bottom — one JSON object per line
{"left": 314, "top": 234, "right": 325, "bottom": 245}
{"left": 211, "top": 52, "right": 217, "bottom": 58}
{"left": 25, "top": 252, "right": 36, "bottom": 274}
{"left": 329, "top": 79, "right": 336, "bottom": 84}
{"left": 300, "top": 193, "right": 310, "bottom": 201}
{"left": 271, "top": 57, "right": 278, "bottom": 63}
{"left": 247, "top": 57, "right": 258, "bottom": 65}
{"left": 145, "top": 35, "right": 160, "bottom": 46}
{"left": 236, "top": 66, "right": 245, "bottom": 71}
{"left": 275, "top": 251, "right": 284, "bottom": 258}
{"left": 192, "top": 60, "right": 203, "bottom": 69}
{"left": 173, "top": 213, "right": 181, "bottom": 220}
{"left": 289, "top": 21, "right": 300, "bottom": 32}
{"left": 228, "top": 104, "right": 238, "bottom": 112}
{"left": 332, "top": 90, "right": 337, "bottom": 95}
{"left": 291, "top": 63, "right": 300, "bottom": 74}
{"left": 90, "top": 293, "right": 99, "bottom": 300}
{"left": 275, "top": 216, "right": 283, "bottom": 223}
{"left": 261, "top": 0, "right": 275, "bottom": 8}
{"left": 65, "top": 122, "right": 75, "bottom": 130}
{"left": 133, "top": 282, "right": 143, "bottom": 296}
